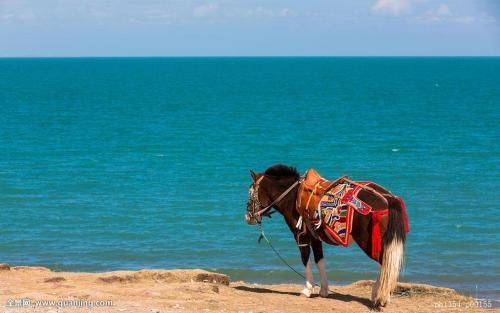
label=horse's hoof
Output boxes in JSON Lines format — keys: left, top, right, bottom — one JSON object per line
{"left": 372, "top": 300, "right": 386, "bottom": 311}
{"left": 301, "top": 287, "right": 312, "bottom": 298}
{"left": 319, "top": 288, "right": 329, "bottom": 298}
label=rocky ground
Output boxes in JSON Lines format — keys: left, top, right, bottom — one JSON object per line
{"left": 0, "top": 263, "right": 497, "bottom": 313}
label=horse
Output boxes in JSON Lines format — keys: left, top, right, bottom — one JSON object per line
{"left": 244, "top": 164, "right": 408, "bottom": 309}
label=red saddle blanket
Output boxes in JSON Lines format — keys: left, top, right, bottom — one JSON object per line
{"left": 297, "top": 169, "right": 409, "bottom": 260}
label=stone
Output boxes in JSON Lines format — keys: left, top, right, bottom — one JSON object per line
{"left": 0, "top": 263, "right": 10, "bottom": 271}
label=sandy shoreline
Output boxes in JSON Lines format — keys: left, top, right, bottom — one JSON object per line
{"left": 0, "top": 263, "right": 496, "bottom": 313}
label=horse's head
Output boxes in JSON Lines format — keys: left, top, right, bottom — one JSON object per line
{"left": 245, "top": 165, "right": 301, "bottom": 225}
{"left": 245, "top": 170, "right": 272, "bottom": 225}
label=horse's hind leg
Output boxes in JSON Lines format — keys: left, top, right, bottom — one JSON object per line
{"left": 298, "top": 244, "right": 315, "bottom": 297}
{"left": 312, "top": 239, "right": 329, "bottom": 297}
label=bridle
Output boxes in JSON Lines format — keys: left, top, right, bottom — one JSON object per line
{"left": 247, "top": 175, "right": 302, "bottom": 223}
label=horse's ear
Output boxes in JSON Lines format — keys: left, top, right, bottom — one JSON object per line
{"left": 250, "top": 170, "right": 257, "bottom": 182}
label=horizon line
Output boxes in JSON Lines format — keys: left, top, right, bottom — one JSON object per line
{"left": 1, "top": 55, "right": 500, "bottom": 59}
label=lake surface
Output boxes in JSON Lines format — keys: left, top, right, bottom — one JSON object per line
{"left": 0, "top": 57, "right": 498, "bottom": 299}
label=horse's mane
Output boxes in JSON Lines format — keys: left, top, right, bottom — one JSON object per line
{"left": 264, "top": 164, "right": 300, "bottom": 179}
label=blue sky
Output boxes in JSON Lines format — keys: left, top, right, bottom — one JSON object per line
{"left": 1, "top": 0, "right": 499, "bottom": 56}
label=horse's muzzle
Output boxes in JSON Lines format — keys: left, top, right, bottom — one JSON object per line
{"left": 245, "top": 213, "right": 259, "bottom": 225}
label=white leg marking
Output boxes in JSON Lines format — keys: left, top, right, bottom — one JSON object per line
{"left": 317, "top": 259, "right": 329, "bottom": 298}
{"left": 301, "top": 259, "right": 314, "bottom": 298}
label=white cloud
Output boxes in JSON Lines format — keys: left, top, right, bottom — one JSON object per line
{"left": 223, "top": 6, "right": 275, "bottom": 19}
{"left": 416, "top": 4, "right": 496, "bottom": 24}
{"left": 453, "top": 14, "right": 495, "bottom": 24}
{"left": 371, "top": 1, "right": 497, "bottom": 25}
{"left": 193, "top": 3, "right": 218, "bottom": 18}
{"left": 1, "top": 11, "right": 35, "bottom": 22}
{"left": 192, "top": 3, "right": 280, "bottom": 19}
{"left": 0, "top": 1, "right": 303, "bottom": 26}
{"left": 436, "top": 4, "right": 451, "bottom": 16}
{"left": 453, "top": 16, "right": 476, "bottom": 24}
{"left": 372, "top": 0, "right": 413, "bottom": 16}
{"left": 416, "top": 3, "right": 452, "bottom": 22}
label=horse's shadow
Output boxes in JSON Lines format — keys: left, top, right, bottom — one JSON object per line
{"left": 322, "top": 292, "right": 373, "bottom": 308}
{"left": 234, "top": 285, "right": 300, "bottom": 296}
{"left": 233, "top": 286, "right": 372, "bottom": 309}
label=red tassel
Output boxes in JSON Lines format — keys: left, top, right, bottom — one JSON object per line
{"left": 371, "top": 210, "right": 387, "bottom": 263}
{"left": 371, "top": 198, "right": 410, "bottom": 263}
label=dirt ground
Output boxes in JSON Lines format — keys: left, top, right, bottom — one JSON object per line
{"left": 0, "top": 263, "right": 497, "bottom": 313}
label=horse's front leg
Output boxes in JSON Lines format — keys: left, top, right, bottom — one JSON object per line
{"left": 312, "top": 239, "right": 329, "bottom": 297}
{"left": 298, "top": 244, "right": 315, "bottom": 297}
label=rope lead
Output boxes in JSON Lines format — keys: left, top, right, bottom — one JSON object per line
{"left": 258, "top": 224, "right": 307, "bottom": 281}
{"left": 257, "top": 224, "right": 339, "bottom": 294}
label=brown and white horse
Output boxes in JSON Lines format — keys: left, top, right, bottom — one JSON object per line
{"left": 245, "top": 164, "right": 407, "bottom": 309}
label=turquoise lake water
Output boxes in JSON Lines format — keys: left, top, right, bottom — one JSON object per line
{"left": 0, "top": 57, "right": 498, "bottom": 298}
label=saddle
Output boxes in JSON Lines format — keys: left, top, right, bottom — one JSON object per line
{"left": 297, "top": 169, "right": 393, "bottom": 247}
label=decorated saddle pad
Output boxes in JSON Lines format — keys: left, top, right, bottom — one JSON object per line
{"left": 297, "top": 169, "right": 390, "bottom": 247}
{"left": 311, "top": 184, "right": 354, "bottom": 246}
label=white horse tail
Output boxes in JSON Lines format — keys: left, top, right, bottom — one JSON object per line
{"left": 372, "top": 197, "right": 407, "bottom": 308}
